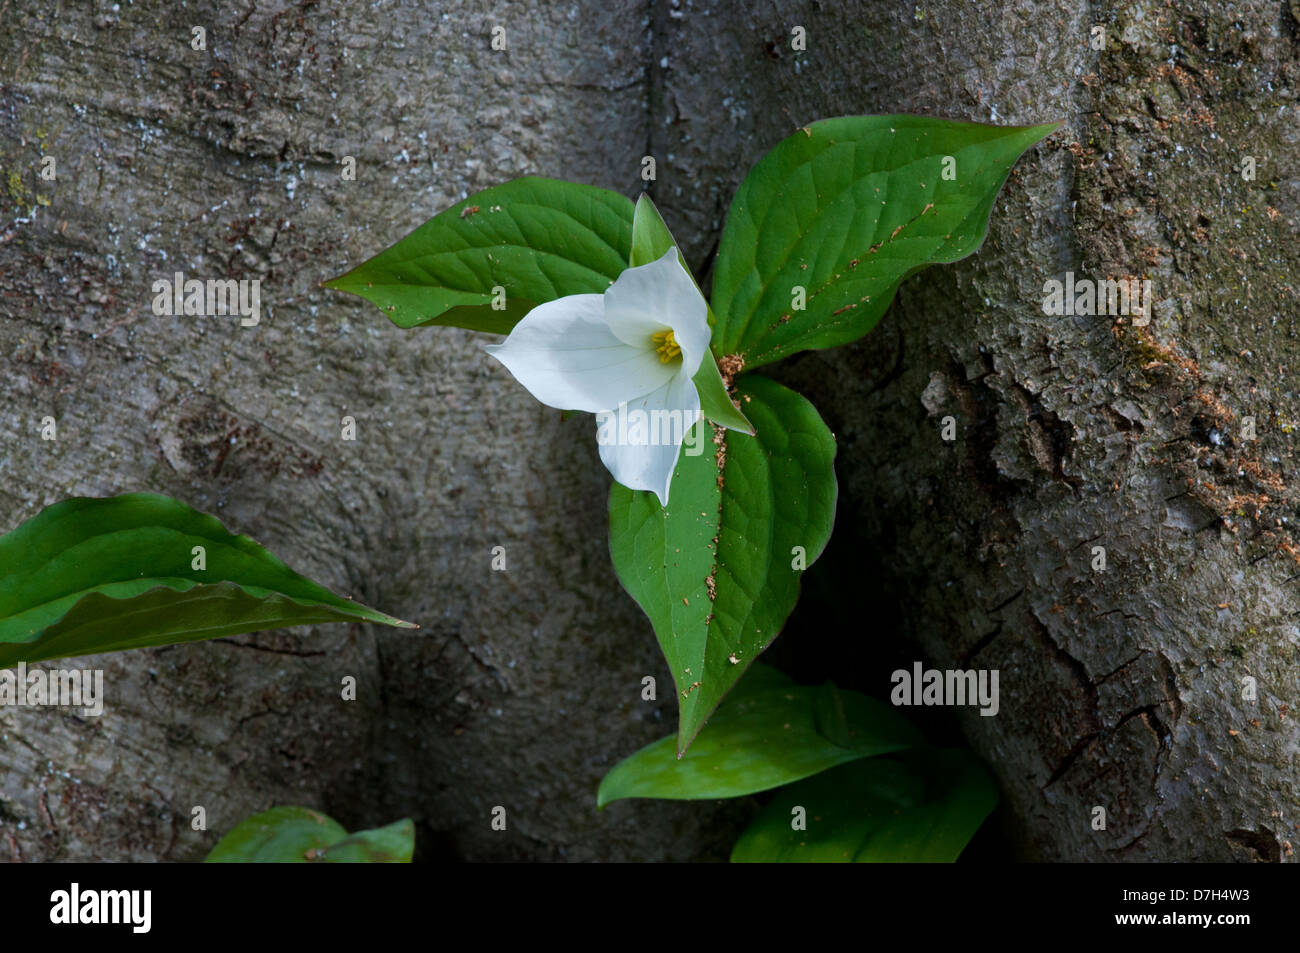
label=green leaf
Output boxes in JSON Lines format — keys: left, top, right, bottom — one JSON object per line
{"left": 608, "top": 377, "right": 837, "bottom": 754}
{"left": 205, "top": 807, "right": 346, "bottom": 862}
{"left": 710, "top": 115, "right": 1060, "bottom": 368}
{"left": 630, "top": 193, "right": 752, "bottom": 434}
{"left": 629, "top": 192, "right": 682, "bottom": 270}
{"left": 204, "top": 807, "right": 414, "bottom": 863}
{"left": 312, "top": 820, "right": 416, "bottom": 863}
{"left": 730, "top": 750, "right": 998, "bottom": 863}
{"left": 324, "top": 176, "right": 634, "bottom": 334}
{"left": 692, "top": 347, "right": 754, "bottom": 436}
{"left": 0, "top": 493, "right": 414, "bottom": 669}
{"left": 598, "top": 665, "right": 921, "bottom": 806}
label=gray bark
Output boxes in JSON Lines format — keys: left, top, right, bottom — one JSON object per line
{"left": 1, "top": 0, "right": 1297, "bottom": 862}
{"left": 659, "top": 0, "right": 1299, "bottom": 861}
{"left": 0, "top": 0, "right": 744, "bottom": 862}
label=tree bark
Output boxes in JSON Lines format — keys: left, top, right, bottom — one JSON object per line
{"left": 0, "top": 0, "right": 744, "bottom": 862}
{"left": 2, "top": 0, "right": 1297, "bottom": 862}
{"left": 657, "top": 0, "right": 1300, "bottom": 861}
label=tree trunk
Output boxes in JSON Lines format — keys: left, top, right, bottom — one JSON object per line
{"left": 658, "top": 0, "right": 1300, "bottom": 861}
{"left": 0, "top": 0, "right": 743, "bottom": 863}
{"left": 2, "top": 0, "right": 1296, "bottom": 862}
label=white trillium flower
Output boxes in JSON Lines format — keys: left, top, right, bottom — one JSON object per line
{"left": 486, "top": 247, "right": 712, "bottom": 505}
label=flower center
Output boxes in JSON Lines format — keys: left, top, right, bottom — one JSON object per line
{"left": 651, "top": 329, "right": 681, "bottom": 364}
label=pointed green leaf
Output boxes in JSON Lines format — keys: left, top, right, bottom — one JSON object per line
{"left": 608, "top": 376, "right": 837, "bottom": 754}
{"left": 204, "top": 807, "right": 414, "bottom": 863}
{"left": 205, "top": 807, "right": 345, "bottom": 862}
{"left": 711, "top": 115, "right": 1060, "bottom": 368}
{"left": 730, "top": 750, "right": 998, "bottom": 863}
{"left": 324, "top": 176, "right": 634, "bottom": 334}
{"left": 629, "top": 192, "right": 681, "bottom": 270}
{"left": 598, "top": 666, "right": 921, "bottom": 806}
{"left": 630, "top": 193, "right": 752, "bottom": 434}
{"left": 0, "top": 493, "right": 413, "bottom": 669}
{"left": 692, "top": 348, "right": 754, "bottom": 435}
{"left": 312, "top": 819, "right": 415, "bottom": 863}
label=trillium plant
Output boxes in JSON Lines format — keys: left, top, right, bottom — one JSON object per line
{"left": 0, "top": 112, "right": 1056, "bottom": 863}
{"left": 485, "top": 246, "right": 732, "bottom": 505}
{"left": 325, "top": 114, "right": 1057, "bottom": 762}
{"left": 322, "top": 115, "right": 1055, "bottom": 858}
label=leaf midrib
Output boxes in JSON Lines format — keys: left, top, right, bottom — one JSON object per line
{"left": 0, "top": 575, "right": 387, "bottom": 645}
{"left": 677, "top": 397, "right": 780, "bottom": 747}
{"left": 7, "top": 582, "right": 362, "bottom": 661}
{"left": 724, "top": 139, "right": 949, "bottom": 353}
{"left": 0, "top": 523, "right": 280, "bottom": 612}
{"left": 346, "top": 199, "right": 630, "bottom": 302}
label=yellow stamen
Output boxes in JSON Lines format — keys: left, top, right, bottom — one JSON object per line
{"left": 651, "top": 329, "right": 681, "bottom": 363}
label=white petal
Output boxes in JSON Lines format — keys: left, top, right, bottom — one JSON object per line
{"left": 605, "top": 247, "right": 711, "bottom": 376}
{"left": 485, "top": 294, "right": 676, "bottom": 413}
{"left": 597, "top": 369, "right": 703, "bottom": 506}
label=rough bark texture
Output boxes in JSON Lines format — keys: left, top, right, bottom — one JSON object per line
{"left": 658, "top": 0, "right": 1300, "bottom": 861}
{"left": 0, "top": 0, "right": 745, "bottom": 863}
{"left": 1, "top": 0, "right": 1297, "bottom": 862}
